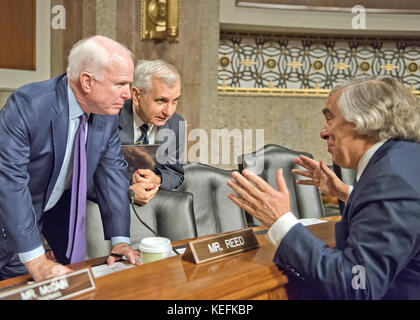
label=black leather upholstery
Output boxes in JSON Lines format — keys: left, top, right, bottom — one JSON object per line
{"left": 176, "top": 163, "right": 248, "bottom": 236}
{"left": 238, "top": 144, "right": 325, "bottom": 225}
{"left": 86, "top": 189, "right": 197, "bottom": 259}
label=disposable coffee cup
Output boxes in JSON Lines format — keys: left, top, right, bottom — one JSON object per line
{"left": 139, "top": 237, "right": 172, "bottom": 264}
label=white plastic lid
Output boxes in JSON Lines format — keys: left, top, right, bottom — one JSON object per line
{"left": 139, "top": 237, "right": 172, "bottom": 253}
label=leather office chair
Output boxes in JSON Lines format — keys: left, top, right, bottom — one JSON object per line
{"left": 238, "top": 144, "right": 325, "bottom": 225}
{"left": 86, "top": 189, "right": 197, "bottom": 260}
{"left": 175, "top": 162, "right": 248, "bottom": 237}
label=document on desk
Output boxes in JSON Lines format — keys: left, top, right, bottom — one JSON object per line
{"left": 91, "top": 261, "right": 135, "bottom": 278}
{"left": 298, "top": 218, "right": 328, "bottom": 227}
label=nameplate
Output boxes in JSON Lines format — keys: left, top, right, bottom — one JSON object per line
{"left": 182, "top": 228, "right": 259, "bottom": 264}
{"left": 0, "top": 268, "right": 95, "bottom": 300}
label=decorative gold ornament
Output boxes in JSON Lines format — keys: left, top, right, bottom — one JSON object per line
{"left": 141, "top": 0, "right": 180, "bottom": 43}
{"left": 333, "top": 62, "right": 350, "bottom": 70}
{"left": 287, "top": 61, "right": 303, "bottom": 69}
{"left": 266, "top": 58, "right": 277, "bottom": 70}
{"left": 240, "top": 59, "right": 256, "bottom": 67}
{"left": 380, "top": 64, "right": 398, "bottom": 71}
{"left": 312, "top": 59, "right": 324, "bottom": 72}
{"left": 359, "top": 60, "right": 371, "bottom": 73}
{"left": 219, "top": 56, "right": 230, "bottom": 68}
{"left": 407, "top": 61, "right": 419, "bottom": 74}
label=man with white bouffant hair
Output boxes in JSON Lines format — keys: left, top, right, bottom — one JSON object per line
{"left": 0, "top": 35, "right": 139, "bottom": 282}
{"left": 228, "top": 76, "right": 420, "bottom": 299}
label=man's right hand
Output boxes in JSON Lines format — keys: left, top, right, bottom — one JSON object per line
{"left": 292, "top": 155, "right": 350, "bottom": 202}
{"left": 24, "top": 254, "right": 73, "bottom": 282}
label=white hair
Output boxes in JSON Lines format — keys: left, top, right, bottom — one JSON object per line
{"left": 331, "top": 76, "right": 420, "bottom": 142}
{"left": 67, "top": 35, "right": 133, "bottom": 81}
{"left": 133, "top": 60, "right": 181, "bottom": 93}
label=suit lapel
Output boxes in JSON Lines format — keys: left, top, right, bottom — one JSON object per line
{"left": 336, "top": 140, "right": 394, "bottom": 248}
{"left": 86, "top": 115, "right": 106, "bottom": 183}
{"left": 119, "top": 100, "right": 134, "bottom": 145}
{"left": 45, "top": 76, "right": 70, "bottom": 208}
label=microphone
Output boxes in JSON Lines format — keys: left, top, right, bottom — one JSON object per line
{"left": 128, "top": 189, "right": 179, "bottom": 255}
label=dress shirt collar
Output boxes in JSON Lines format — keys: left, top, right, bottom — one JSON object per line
{"left": 67, "top": 83, "right": 86, "bottom": 120}
{"left": 356, "top": 139, "right": 387, "bottom": 182}
{"left": 132, "top": 103, "right": 154, "bottom": 135}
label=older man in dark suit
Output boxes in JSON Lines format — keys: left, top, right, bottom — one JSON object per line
{"left": 119, "top": 60, "right": 185, "bottom": 205}
{"left": 228, "top": 76, "right": 420, "bottom": 299}
{"left": 0, "top": 36, "right": 139, "bottom": 281}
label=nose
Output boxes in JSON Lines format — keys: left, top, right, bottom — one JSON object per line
{"left": 163, "top": 102, "right": 175, "bottom": 116}
{"left": 122, "top": 84, "right": 131, "bottom": 99}
{"left": 320, "top": 123, "right": 329, "bottom": 140}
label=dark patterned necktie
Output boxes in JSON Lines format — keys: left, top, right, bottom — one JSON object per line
{"left": 135, "top": 123, "right": 149, "bottom": 145}
{"left": 66, "top": 113, "right": 87, "bottom": 263}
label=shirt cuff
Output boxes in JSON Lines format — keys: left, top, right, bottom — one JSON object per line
{"left": 111, "top": 236, "right": 131, "bottom": 247}
{"left": 18, "top": 246, "right": 46, "bottom": 264}
{"left": 266, "top": 212, "right": 299, "bottom": 246}
{"left": 346, "top": 185, "right": 353, "bottom": 202}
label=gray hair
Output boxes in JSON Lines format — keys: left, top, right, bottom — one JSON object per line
{"left": 132, "top": 60, "right": 181, "bottom": 93}
{"left": 331, "top": 76, "right": 420, "bottom": 142}
{"left": 67, "top": 35, "right": 133, "bottom": 81}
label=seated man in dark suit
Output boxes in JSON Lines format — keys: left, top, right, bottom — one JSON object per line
{"left": 228, "top": 76, "right": 420, "bottom": 299}
{"left": 119, "top": 60, "right": 185, "bottom": 205}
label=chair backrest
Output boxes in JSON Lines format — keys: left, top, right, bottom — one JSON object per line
{"left": 86, "top": 189, "right": 197, "bottom": 260}
{"left": 238, "top": 144, "right": 325, "bottom": 224}
{"left": 176, "top": 162, "right": 248, "bottom": 237}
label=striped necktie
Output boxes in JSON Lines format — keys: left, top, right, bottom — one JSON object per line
{"left": 135, "top": 123, "right": 149, "bottom": 145}
{"left": 66, "top": 113, "right": 88, "bottom": 263}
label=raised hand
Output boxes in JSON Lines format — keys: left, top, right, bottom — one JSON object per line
{"left": 292, "top": 155, "right": 350, "bottom": 202}
{"left": 227, "top": 169, "right": 291, "bottom": 228}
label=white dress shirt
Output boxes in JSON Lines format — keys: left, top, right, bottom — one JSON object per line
{"left": 132, "top": 109, "right": 157, "bottom": 144}
{"left": 267, "top": 140, "right": 387, "bottom": 246}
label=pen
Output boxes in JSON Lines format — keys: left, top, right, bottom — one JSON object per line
{"left": 109, "top": 253, "right": 124, "bottom": 259}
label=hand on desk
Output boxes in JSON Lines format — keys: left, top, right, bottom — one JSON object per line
{"left": 292, "top": 155, "right": 350, "bottom": 202}
{"left": 227, "top": 169, "right": 291, "bottom": 227}
{"left": 24, "top": 254, "right": 73, "bottom": 282}
{"left": 130, "top": 169, "right": 161, "bottom": 205}
{"left": 107, "top": 243, "right": 140, "bottom": 266}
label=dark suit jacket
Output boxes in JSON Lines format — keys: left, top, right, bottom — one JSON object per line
{"left": 118, "top": 99, "right": 185, "bottom": 190}
{"left": 274, "top": 139, "right": 420, "bottom": 299}
{"left": 0, "top": 74, "right": 130, "bottom": 268}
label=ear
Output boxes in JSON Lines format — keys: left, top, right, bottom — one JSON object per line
{"left": 131, "top": 87, "right": 141, "bottom": 105}
{"left": 79, "top": 72, "right": 95, "bottom": 93}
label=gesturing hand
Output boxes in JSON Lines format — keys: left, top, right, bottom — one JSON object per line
{"left": 292, "top": 155, "right": 350, "bottom": 202}
{"left": 227, "top": 169, "right": 291, "bottom": 228}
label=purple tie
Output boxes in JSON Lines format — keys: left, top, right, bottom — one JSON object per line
{"left": 66, "top": 113, "right": 87, "bottom": 263}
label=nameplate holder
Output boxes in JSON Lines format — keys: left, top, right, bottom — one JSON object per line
{"left": 0, "top": 268, "right": 95, "bottom": 300}
{"left": 182, "top": 228, "right": 259, "bottom": 264}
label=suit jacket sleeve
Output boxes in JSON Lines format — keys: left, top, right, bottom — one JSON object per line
{"left": 93, "top": 117, "right": 131, "bottom": 240}
{"left": 0, "top": 92, "right": 42, "bottom": 253}
{"left": 155, "top": 115, "right": 185, "bottom": 190}
{"left": 274, "top": 171, "right": 420, "bottom": 299}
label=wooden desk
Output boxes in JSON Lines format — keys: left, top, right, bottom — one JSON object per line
{"left": 0, "top": 216, "right": 340, "bottom": 300}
